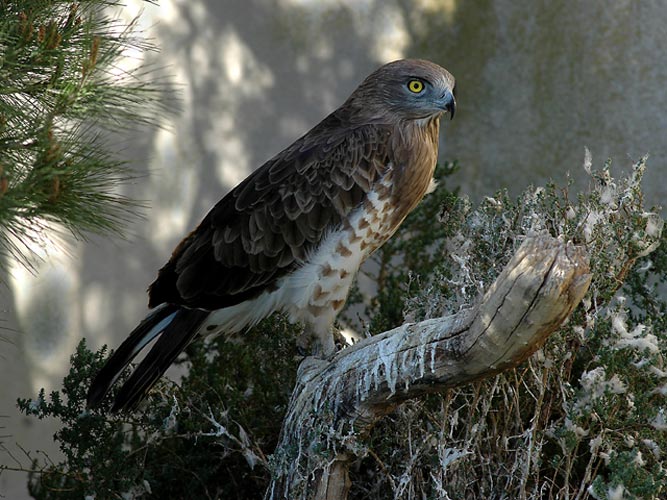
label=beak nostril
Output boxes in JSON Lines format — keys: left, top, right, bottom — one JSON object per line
{"left": 444, "top": 92, "right": 456, "bottom": 120}
{"left": 438, "top": 90, "right": 456, "bottom": 119}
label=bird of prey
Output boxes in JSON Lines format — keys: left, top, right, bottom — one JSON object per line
{"left": 87, "top": 59, "right": 456, "bottom": 411}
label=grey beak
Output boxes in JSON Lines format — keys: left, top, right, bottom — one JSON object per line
{"left": 438, "top": 90, "right": 456, "bottom": 120}
{"left": 446, "top": 93, "right": 456, "bottom": 120}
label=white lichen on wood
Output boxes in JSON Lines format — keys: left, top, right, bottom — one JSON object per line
{"left": 268, "top": 235, "right": 591, "bottom": 500}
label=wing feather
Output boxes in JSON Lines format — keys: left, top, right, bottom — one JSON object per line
{"left": 148, "top": 117, "right": 392, "bottom": 310}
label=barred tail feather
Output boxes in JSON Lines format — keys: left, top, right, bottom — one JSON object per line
{"left": 86, "top": 305, "right": 209, "bottom": 411}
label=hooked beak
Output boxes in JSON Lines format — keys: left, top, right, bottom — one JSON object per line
{"left": 444, "top": 90, "right": 456, "bottom": 120}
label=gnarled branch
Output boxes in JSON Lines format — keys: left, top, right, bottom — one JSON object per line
{"left": 267, "top": 235, "right": 592, "bottom": 500}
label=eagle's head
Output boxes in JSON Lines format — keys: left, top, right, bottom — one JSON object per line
{"left": 343, "top": 59, "right": 456, "bottom": 123}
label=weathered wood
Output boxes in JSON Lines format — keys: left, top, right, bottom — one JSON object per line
{"left": 266, "top": 235, "right": 591, "bottom": 500}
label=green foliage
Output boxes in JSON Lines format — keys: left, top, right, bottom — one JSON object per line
{"left": 14, "top": 315, "right": 300, "bottom": 499}
{"left": 18, "top": 340, "right": 143, "bottom": 498}
{"left": 0, "top": 0, "right": 164, "bottom": 269}
{"left": 10, "top": 157, "right": 667, "bottom": 499}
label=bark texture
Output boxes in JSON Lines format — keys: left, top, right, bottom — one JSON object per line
{"left": 266, "top": 235, "right": 592, "bottom": 500}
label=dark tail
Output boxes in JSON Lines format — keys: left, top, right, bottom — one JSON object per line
{"left": 87, "top": 304, "right": 209, "bottom": 412}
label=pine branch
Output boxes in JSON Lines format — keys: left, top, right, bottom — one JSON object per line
{"left": 0, "top": 0, "right": 165, "bottom": 269}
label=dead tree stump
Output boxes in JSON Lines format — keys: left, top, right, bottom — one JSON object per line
{"left": 266, "top": 235, "right": 592, "bottom": 500}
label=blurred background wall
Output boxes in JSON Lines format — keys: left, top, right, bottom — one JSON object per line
{"left": 2, "top": 0, "right": 666, "bottom": 497}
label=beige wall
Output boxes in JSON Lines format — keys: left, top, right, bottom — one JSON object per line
{"left": 3, "top": 1, "right": 667, "bottom": 497}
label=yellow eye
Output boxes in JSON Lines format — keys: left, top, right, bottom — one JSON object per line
{"left": 407, "top": 79, "right": 425, "bottom": 93}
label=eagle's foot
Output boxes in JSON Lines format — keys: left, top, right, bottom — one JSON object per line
{"left": 297, "top": 329, "right": 337, "bottom": 359}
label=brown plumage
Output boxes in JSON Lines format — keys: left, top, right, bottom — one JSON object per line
{"left": 87, "top": 59, "right": 456, "bottom": 411}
